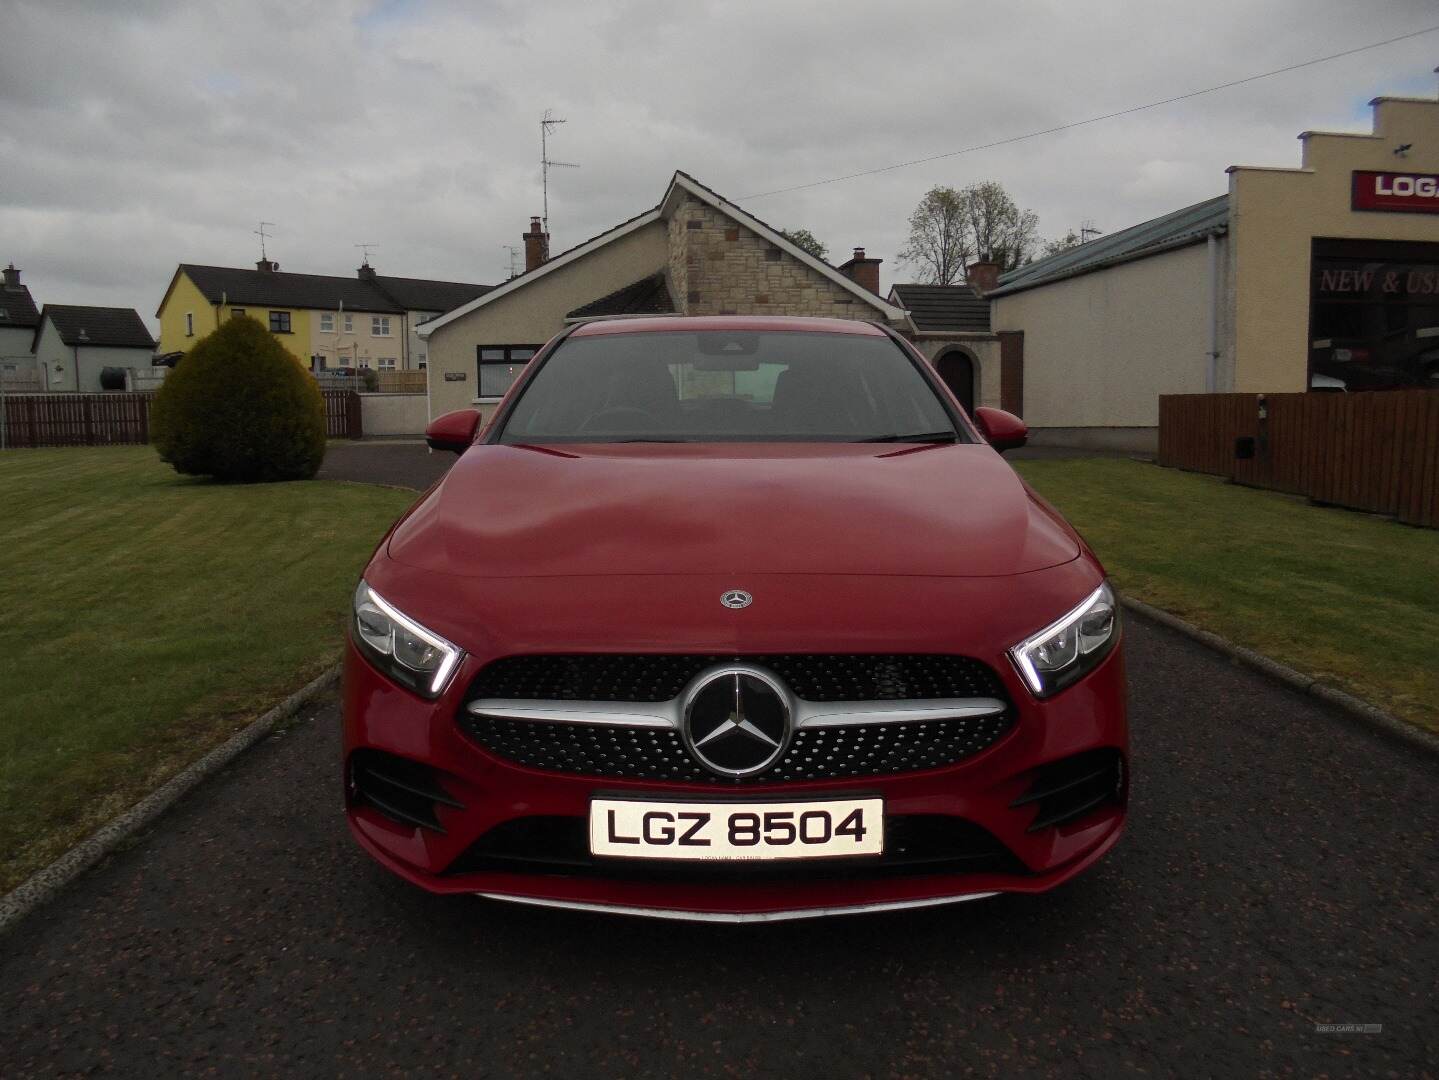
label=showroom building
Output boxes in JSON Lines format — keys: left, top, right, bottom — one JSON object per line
{"left": 989, "top": 91, "right": 1439, "bottom": 451}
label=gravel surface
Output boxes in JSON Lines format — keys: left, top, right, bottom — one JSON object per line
{"left": 2, "top": 615, "right": 1435, "bottom": 1078}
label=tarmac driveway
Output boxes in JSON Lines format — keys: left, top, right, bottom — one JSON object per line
{"left": 1, "top": 614, "right": 1434, "bottom": 1077}
{"left": 316, "top": 440, "right": 1144, "bottom": 495}
{"left": 319, "top": 440, "right": 454, "bottom": 491}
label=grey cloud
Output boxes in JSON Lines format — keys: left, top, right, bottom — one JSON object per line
{"left": 1, "top": 0, "right": 1435, "bottom": 327}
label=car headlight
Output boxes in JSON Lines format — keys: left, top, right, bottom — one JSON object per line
{"left": 1009, "top": 582, "right": 1119, "bottom": 698}
{"left": 351, "top": 581, "right": 463, "bottom": 698}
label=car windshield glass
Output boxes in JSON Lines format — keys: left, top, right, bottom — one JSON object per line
{"left": 497, "top": 330, "right": 962, "bottom": 443}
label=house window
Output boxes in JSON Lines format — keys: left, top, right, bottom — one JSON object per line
{"left": 358, "top": 358, "right": 371, "bottom": 369}
{"left": 231, "top": 308, "right": 246, "bottom": 318}
{"left": 269, "top": 311, "right": 291, "bottom": 333}
{"left": 185, "top": 312, "right": 194, "bottom": 337}
{"left": 343, "top": 314, "right": 354, "bottom": 333}
{"left": 320, "top": 313, "right": 335, "bottom": 332}
{"left": 371, "top": 316, "right": 391, "bottom": 336}
{"left": 417, "top": 354, "right": 427, "bottom": 369}
{"left": 378, "top": 357, "right": 397, "bottom": 370}
{"left": 477, "top": 345, "right": 539, "bottom": 398}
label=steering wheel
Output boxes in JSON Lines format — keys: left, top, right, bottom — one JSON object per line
{"left": 579, "top": 406, "right": 657, "bottom": 433}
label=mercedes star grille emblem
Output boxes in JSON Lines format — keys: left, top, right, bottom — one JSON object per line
{"left": 682, "top": 667, "right": 790, "bottom": 778}
{"left": 720, "top": 589, "right": 753, "bottom": 609}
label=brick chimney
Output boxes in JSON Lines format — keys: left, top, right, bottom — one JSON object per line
{"left": 256, "top": 258, "right": 279, "bottom": 272}
{"left": 357, "top": 262, "right": 376, "bottom": 281}
{"left": 2, "top": 263, "right": 19, "bottom": 287}
{"left": 966, "top": 260, "right": 1000, "bottom": 294}
{"left": 523, "top": 216, "right": 550, "bottom": 272}
{"left": 838, "top": 247, "right": 882, "bottom": 295}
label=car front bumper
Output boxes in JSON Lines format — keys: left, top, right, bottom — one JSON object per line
{"left": 341, "top": 633, "right": 1128, "bottom": 920}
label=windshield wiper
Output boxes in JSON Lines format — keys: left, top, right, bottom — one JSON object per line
{"left": 857, "top": 431, "right": 959, "bottom": 443}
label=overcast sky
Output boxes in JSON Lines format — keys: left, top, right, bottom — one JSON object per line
{"left": 2, "top": 0, "right": 1437, "bottom": 332}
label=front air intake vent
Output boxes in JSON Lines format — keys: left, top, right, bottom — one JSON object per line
{"left": 349, "top": 749, "right": 463, "bottom": 833}
{"left": 1011, "top": 749, "right": 1125, "bottom": 832}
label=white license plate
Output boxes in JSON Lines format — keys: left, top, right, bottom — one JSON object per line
{"left": 589, "top": 797, "right": 884, "bottom": 861}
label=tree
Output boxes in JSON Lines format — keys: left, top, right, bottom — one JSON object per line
{"left": 781, "top": 228, "right": 828, "bottom": 261}
{"left": 151, "top": 314, "right": 327, "bottom": 482}
{"left": 896, "top": 187, "right": 968, "bottom": 285}
{"left": 898, "top": 182, "right": 1040, "bottom": 284}
{"left": 1041, "top": 229, "right": 1090, "bottom": 258}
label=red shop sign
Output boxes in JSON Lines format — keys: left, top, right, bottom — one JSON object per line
{"left": 1351, "top": 171, "right": 1439, "bottom": 214}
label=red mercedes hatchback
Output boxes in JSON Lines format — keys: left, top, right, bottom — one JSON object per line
{"left": 343, "top": 316, "right": 1126, "bottom": 921}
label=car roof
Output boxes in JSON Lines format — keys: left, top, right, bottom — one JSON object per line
{"left": 569, "top": 315, "right": 888, "bottom": 338}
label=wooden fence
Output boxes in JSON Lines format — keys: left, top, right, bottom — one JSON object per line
{"left": 1158, "top": 390, "right": 1439, "bottom": 528}
{"left": 1, "top": 389, "right": 363, "bottom": 449}
{"left": 373, "top": 370, "right": 427, "bottom": 394}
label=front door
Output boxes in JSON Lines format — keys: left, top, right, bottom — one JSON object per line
{"left": 937, "top": 351, "right": 975, "bottom": 415}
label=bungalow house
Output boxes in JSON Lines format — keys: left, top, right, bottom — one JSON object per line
{"left": 31, "top": 305, "right": 156, "bottom": 392}
{"left": 419, "top": 171, "right": 927, "bottom": 422}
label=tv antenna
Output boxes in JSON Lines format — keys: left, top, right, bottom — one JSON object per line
{"left": 1079, "top": 220, "right": 1103, "bottom": 244}
{"left": 254, "top": 221, "right": 277, "bottom": 261}
{"left": 540, "top": 109, "right": 579, "bottom": 232}
{"left": 501, "top": 244, "right": 523, "bottom": 279}
{"left": 354, "top": 242, "right": 379, "bottom": 266}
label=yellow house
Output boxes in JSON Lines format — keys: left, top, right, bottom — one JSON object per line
{"left": 155, "top": 260, "right": 492, "bottom": 371}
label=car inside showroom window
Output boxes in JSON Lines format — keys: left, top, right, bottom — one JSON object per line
{"left": 497, "top": 330, "right": 967, "bottom": 443}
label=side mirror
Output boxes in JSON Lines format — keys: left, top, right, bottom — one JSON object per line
{"left": 425, "top": 409, "right": 481, "bottom": 454}
{"left": 973, "top": 407, "right": 1028, "bottom": 452}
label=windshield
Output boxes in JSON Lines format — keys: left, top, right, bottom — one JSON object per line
{"left": 497, "top": 329, "right": 962, "bottom": 443}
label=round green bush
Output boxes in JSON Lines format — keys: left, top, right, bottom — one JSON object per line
{"left": 151, "top": 315, "right": 327, "bottom": 482}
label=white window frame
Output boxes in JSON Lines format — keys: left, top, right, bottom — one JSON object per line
{"left": 320, "top": 313, "right": 335, "bottom": 333}
{"left": 343, "top": 314, "right": 354, "bottom": 333}
{"left": 378, "top": 357, "right": 397, "bottom": 371}
{"left": 371, "top": 315, "right": 391, "bottom": 337}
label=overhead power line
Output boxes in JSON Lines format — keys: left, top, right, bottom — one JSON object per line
{"left": 740, "top": 24, "right": 1439, "bottom": 200}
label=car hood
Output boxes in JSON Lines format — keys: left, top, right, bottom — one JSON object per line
{"left": 387, "top": 442, "right": 1080, "bottom": 579}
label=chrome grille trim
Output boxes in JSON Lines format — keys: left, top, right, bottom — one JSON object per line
{"left": 466, "top": 695, "right": 1008, "bottom": 730}
{"left": 795, "top": 698, "right": 1008, "bottom": 729}
{"left": 466, "top": 701, "right": 677, "bottom": 728}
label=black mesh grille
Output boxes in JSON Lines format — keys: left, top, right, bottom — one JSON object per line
{"left": 461, "top": 712, "right": 1013, "bottom": 784}
{"left": 469, "top": 653, "right": 1005, "bottom": 703}
{"left": 462, "top": 653, "right": 1014, "bottom": 783}
{"left": 771, "top": 715, "right": 1014, "bottom": 781}
{"left": 466, "top": 718, "right": 708, "bottom": 782}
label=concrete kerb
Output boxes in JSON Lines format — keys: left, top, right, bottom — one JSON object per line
{"left": 0, "top": 664, "right": 342, "bottom": 938}
{"left": 1121, "top": 596, "right": 1439, "bottom": 757}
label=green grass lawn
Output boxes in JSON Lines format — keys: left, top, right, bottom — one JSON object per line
{"left": 0, "top": 447, "right": 414, "bottom": 893}
{"left": 1015, "top": 458, "right": 1439, "bottom": 734}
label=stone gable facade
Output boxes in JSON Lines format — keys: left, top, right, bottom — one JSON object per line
{"left": 419, "top": 174, "right": 910, "bottom": 424}
{"left": 666, "top": 195, "right": 867, "bottom": 319}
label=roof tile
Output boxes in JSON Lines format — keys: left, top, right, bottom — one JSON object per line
{"left": 40, "top": 305, "right": 154, "bottom": 349}
{"left": 991, "top": 195, "right": 1229, "bottom": 297}
{"left": 891, "top": 284, "right": 990, "bottom": 332}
